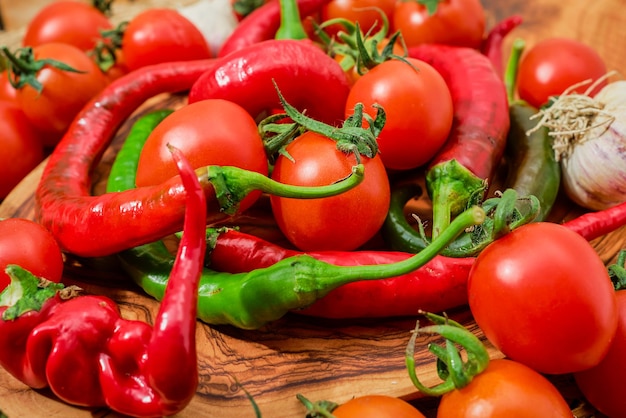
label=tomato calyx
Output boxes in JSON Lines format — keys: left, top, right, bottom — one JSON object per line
{"left": 1, "top": 46, "right": 85, "bottom": 93}
{"left": 296, "top": 393, "right": 338, "bottom": 418}
{"left": 416, "top": 0, "right": 446, "bottom": 15}
{"left": 608, "top": 250, "right": 626, "bottom": 291}
{"left": 89, "top": 22, "right": 126, "bottom": 72}
{"left": 406, "top": 311, "right": 490, "bottom": 396}
{"left": 260, "top": 81, "right": 385, "bottom": 164}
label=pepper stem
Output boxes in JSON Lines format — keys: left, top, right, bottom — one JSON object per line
{"left": 504, "top": 38, "right": 526, "bottom": 103}
{"left": 405, "top": 311, "right": 490, "bottom": 397}
{"left": 275, "top": 0, "right": 308, "bottom": 40}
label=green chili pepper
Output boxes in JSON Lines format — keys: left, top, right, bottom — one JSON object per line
{"left": 108, "top": 111, "right": 486, "bottom": 330}
{"left": 503, "top": 38, "right": 561, "bottom": 221}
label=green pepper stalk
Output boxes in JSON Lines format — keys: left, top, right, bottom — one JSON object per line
{"left": 275, "top": 0, "right": 309, "bottom": 40}
{"left": 108, "top": 111, "right": 486, "bottom": 329}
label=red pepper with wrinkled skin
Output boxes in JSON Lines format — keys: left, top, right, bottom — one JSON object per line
{"left": 218, "top": 0, "right": 330, "bottom": 57}
{"left": 206, "top": 228, "right": 473, "bottom": 319}
{"left": 0, "top": 145, "right": 206, "bottom": 417}
{"left": 189, "top": 39, "right": 350, "bottom": 125}
{"left": 408, "top": 44, "right": 510, "bottom": 239}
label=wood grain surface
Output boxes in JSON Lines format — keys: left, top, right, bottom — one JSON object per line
{"left": 1, "top": 0, "right": 625, "bottom": 417}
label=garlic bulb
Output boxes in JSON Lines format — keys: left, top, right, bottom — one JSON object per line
{"left": 529, "top": 78, "right": 626, "bottom": 211}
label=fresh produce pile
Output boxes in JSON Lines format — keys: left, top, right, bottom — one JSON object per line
{"left": 1, "top": 0, "right": 626, "bottom": 417}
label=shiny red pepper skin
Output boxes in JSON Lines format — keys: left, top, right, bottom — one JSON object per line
{"left": 218, "top": 0, "right": 331, "bottom": 57}
{"left": 189, "top": 39, "right": 350, "bottom": 125}
{"left": 1, "top": 146, "right": 206, "bottom": 416}
{"left": 207, "top": 228, "right": 474, "bottom": 318}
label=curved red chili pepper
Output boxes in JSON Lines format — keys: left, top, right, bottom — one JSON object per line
{"left": 218, "top": 0, "right": 331, "bottom": 57}
{"left": 1, "top": 145, "right": 206, "bottom": 416}
{"left": 189, "top": 39, "right": 350, "bottom": 125}
{"left": 481, "top": 15, "right": 524, "bottom": 77}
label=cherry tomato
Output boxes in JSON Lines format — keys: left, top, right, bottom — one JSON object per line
{"left": 321, "top": 0, "right": 396, "bottom": 37}
{"left": 468, "top": 222, "right": 618, "bottom": 374}
{"left": 270, "top": 131, "right": 390, "bottom": 251}
{"left": 121, "top": 8, "right": 212, "bottom": 71}
{"left": 574, "top": 289, "right": 626, "bottom": 417}
{"left": 332, "top": 395, "right": 425, "bottom": 418}
{"left": 22, "top": 0, "right": 113, "bottom": 51}
{"left": 14, "top": 43, "right": 107, "bottom": 148}
{"left": 517, "top": 37, "right": 608, "bottom": 108}
{"left": 0, "top": 218, "right": 64, "bottom": 292}
{"left": 136, "top": 99, "right": 268, "bottom": 212}
{"left": 345, "top": 58, "right": 453, "bottom": 171}
{"left": 0, "top": 102, "right": 45, "bottom": 199}
{"left": 437, "top": 359, "right": 573, "bottom": 417}
{"left": 392, "top": 0, "right": 485, "bottom": 49}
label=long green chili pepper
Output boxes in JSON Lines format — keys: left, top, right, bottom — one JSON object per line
{"left": 108, "top": 112, "right": 486, "bottom": 330}
{"left": 503, "top": 38, "right": 561, "bottom": 221}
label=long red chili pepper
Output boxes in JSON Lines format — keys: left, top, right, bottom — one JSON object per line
{"left": 481, "top": 15, "right": 524, "bottom": 78}
{"left": 188, "top": 39, "right": 350, "bottom": 125}
{"left": 0, "top": 145, "right": 206, "bottom": 416}
{"left": 408, "top": 44, "right": 510, "bottom": 239}
{"left": 206, "top": 228, "right": 474, "bottom": 318}
{"left": 218, "top": 0, "right": 330, "bottom": 57}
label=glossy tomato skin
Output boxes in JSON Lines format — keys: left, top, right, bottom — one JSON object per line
{"left": 517, "top": 38, "right": 608, "bottom": 108}
{"left": 0, "top": 218, "right": 64, "bottom": 292}
{"left": 0, "top": 71, "right": 18, "bottom": 102}
{"left": 332, "top": 395, "right": 425, "bottom": 418}
{"left": 321, "top": 0, "right": 396, "bottom": 37}
{"left": 122, "top": 8, "right": 212, "bottom": 71}
{"left": 136, "top": 99, "right": 268, "bottom": 212}
{"left": 392, "top": 0, "right": 485, "bottom": 49}
{"left": 437, "top": 359, "right": 573, "bottom": 418}
{"left": 345, "top": 58, "right": 453, "bottom": 171}
{"left": 0, "top": 103, "right": 45, "bottom": 199}
{"left": 22, "top": 0, "right": 113, "bottom": 51}
{"left": 468, "top": 222, "right": 618, "bottom": 375}
{"left": 16, "top": 42, "right": 107, "bottom": 147}
{"left": 574, "top": 290, "right": 626, "bottom": 417}
{"left": 270, "top": 132, "right": 390, "bottom": 251}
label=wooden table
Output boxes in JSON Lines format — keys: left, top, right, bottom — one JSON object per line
{"left": 0, "top": 1, "right": 624, "bottom": 417}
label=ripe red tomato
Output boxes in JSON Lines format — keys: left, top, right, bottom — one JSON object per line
{"left": 517, "top": 37, "right": 608, "bottom": 108}
{"left": 0, "top": 102, "right": 45, "bottom": 199}
{"left": 121, "top": 8, "right": 212, "bottom": 71}
{"left": 136, "top": 99, "right": 268, "bottom": 212}
{"left": 437, "top": 359, "right": 573, "bottom": 417}
{"left": 0, "top": 71, "right": 18, "bottom": 102}
{"left": 14, "top": 43, "right": 107, "bottom": 147}
{"left": 345, "top": 58, "right": 453, "bottom": 171}
{"left": 574, "top": 289, "right": 626, "bottom": 417}
{"left": 468, "top": 222, "right": 618, "bottom": 374}
{"left": 270, "top": 131, "right": 390, "bottom": 251}
{"left": 321, "top": 0, "right": 396, "bottom": 37}
{"left": 392, "top": 0, "right": 486, "bottom": 49}
{"left": 0, "top": 218, "right": 64, "bottom": 292}
{"left": 332, "top": 395, "right": 425, "bottom": 418}
{"left": 22, "top": 0, "right": 113, "bottom": 51}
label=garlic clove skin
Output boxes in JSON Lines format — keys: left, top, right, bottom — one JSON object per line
{"left": 561, "top": 81, "right": 626, "bottom": 211}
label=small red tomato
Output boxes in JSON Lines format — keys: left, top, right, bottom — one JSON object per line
{"left": 0, "top": 218, "right": 64, "bottom": 291}
{"left": 517, "top": 37, "right": 608, "bottom": 108}
{"left": 332, "top": 394, "right": 426, "bottom": 418}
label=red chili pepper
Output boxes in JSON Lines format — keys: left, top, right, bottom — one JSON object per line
{"left": 206, "top": 228, "right": 474, "bottom": 318}
{"left": 218, "top": 0, "right": 330, "bottom": 57}
{"left": 480, "top": 15, "right": 524, "bottom": 78}
{"left": 408, "top": 44, "right": 510, "bottom": 239}
{"left": 188, "top": 39, "right": 350, "bottom": 125}
{"left": 0, "top": 145, "right": 206, "bottom": 416}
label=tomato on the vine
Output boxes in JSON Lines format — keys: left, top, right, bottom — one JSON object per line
{"left": 516, "top": 37, "right": 608, "bottom": 108}
{"left": 136, "top": 99, "right": 268, "bottom": 212}
{"left": 437, "top": 359, "right": 573, "bottom": 417}
{"left": 270, "top": 131, "right": 390, "bottom": 251}
{"left": 0, "top": 218, "right": 64, "bottom": 292}
{"left": 121, "top": 8, "right": 212, "bottom": 71}
{"left": 345, "top": 58, "right": 453, "bottom": 171}
{"left": 392, "top": 0, "right": 486, "bottom": 49}
{"left": 321, "top": 0, "right": 396, "bottom": 37}
{"left": 332, "top": 395, "right": 425, "bottom": 418}
{"left": 468, "top": 222, "right": 618, "bottom": 374}
{"left": 22, "top": 0, "right": 113, "bottom": 51}
{"left": 574, "top": 289, "right": 626, "bottom": 417}
{"left": 0, "top": 102, "right": 45, "bottom": 199}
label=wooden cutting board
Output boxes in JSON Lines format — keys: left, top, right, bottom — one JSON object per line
{"left": 1, "top": 0, "right": 625, "bottom": 417}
